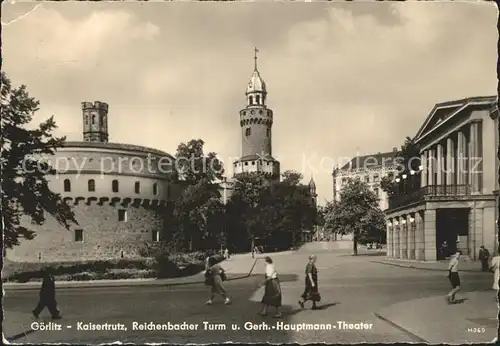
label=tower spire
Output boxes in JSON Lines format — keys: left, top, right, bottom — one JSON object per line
{"left": 253, "top": 47, "right": 259, "bottom": 71}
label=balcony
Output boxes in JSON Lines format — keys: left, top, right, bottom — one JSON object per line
{"left": 388, "top": 184, "right": 471, "bottom": 210}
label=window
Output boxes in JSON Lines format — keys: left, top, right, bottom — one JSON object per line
{"left": 249, "top": 96, "right": 253, "bottom": 105}
{"left": 245, "top": 128, "right": 251, "bottom": 136}
{"left": 75, "top": 229, "right": 83, "bottom": 242}
{"left": 373, "top": 174, "right": 380, "bottom": 182}
{"left": 134, "top": 181, "right": 140, "bottom": 194}
{"left": 153, "top": 230, "right": 160, "bottom": 242}
{"left": 374, "top": 188, "right": 379, "bottom": 196}
{"left": 245, "top": 162, "right": 249, "bottom": 166}
{"left": 388, "top": 172, "right": 394, "bottom": 180}
{"left": 256, "top": 95, "right": 260, "bottom": 104}
{"left": 64, "top": 179, "right": 71, "bottom": 192}
{"left": 252, "top": 161, "right": 255, "bottom": 165}
{"left": 118, "top": 209, "right": 127, "bottom": 222}
{"left": 88, "top": 179, "right": 95, "bottom": 192}
{"left": 364, "top": 175, "right": 369, "bottom": 183}
{"left": 100, "top": 116, "right": 104, "bottom": 126}
{"left": 153, "top": 183, "right": 158, "bottom": 195}
{"left": 91, "top": 115, "right": 96, "bottom": 125}
{"left": 112, "top": 180, "right": 119, "bottom": 193}
{"left": 266, "top": 128, "right": 270, "bottom": 137}
{"left": 85, "top": 115, "right": 89, "bottom": 125}
{"left": 341, "top": 178, "right": 347, "bottom": 184}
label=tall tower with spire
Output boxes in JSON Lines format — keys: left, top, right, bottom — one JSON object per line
{"left": 233, "top": 48, "right": 280, "bottom": 179}
{"left": 309, "top": 175, "right": 317, "bottom": 206}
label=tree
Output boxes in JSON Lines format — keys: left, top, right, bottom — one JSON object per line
{"left": 226, "top": 172, "right": 270, "bottom": 252}
{"left": 1, "top": 72, "right": 76, "bottom": 249}
{"left": 169, "top": 139, "right": 225, "bottom": 252}
{"left": 175, "top": 139, "right": 224, "bottom": 184}
{"left": 324, "top": 178, "right": 386, "bottom": 255}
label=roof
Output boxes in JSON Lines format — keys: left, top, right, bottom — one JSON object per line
{"left": 246, "top": 70, "right": 266, "bottom": 94}
{"left": 233, "top": 154, "right": 278, "bottom": 163}
{"left": 62, "top": 141, "right": 173, "bottom": 158}
{"left": 415, "top": 95, "right": 497, "bottom": 141}
{"left": 338, "top": 150, "right": 398, "bottom": 171}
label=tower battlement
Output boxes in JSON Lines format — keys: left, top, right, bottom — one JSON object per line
{"left": 82, "top": 101, "right": 109, "bottom": 112}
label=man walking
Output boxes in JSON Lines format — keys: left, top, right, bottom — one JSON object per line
{"left": 479, "top": 246, "right": 490, "bottom": 272}
{"left": 446, "top": 251, "right": 462, "bottom": 304}
{"left": 33, "top": 269, "right": 61, "bottom": 319}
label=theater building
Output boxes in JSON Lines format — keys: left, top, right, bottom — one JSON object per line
{"left": 385, "top": 96, "right": 499, "bottom": 261}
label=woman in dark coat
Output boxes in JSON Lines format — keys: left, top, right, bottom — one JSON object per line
{"left": 259, "top": 256, "right": 282, "bottom": 318}
{"left": 298, "top": 255, "right": 320, "bottom": 310}
{"left": 205, "top": 257, "right": 231, "bottom": 305}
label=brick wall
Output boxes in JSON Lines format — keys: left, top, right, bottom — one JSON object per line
{"left": 6, "top": 201, "right": 164, "bottom": 263}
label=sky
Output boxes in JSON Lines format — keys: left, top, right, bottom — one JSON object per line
{"left": 2, "top": 1, "right": 497, "bottom": 204}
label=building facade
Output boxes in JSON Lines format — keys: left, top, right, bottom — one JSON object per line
{"left": 385, "top": 96, "right": 499, "bottom": 262}
{"left": 232, "top": 48, "right": 280, "bottom": 180}
{"left": 7, "top": 101, "right": 180, "bottom": 262}
{"left": 333, "top": 149, "right": 400, "bottom": 211}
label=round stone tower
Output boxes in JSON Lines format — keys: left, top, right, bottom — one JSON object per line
{"left": 82, "top": 101, "right": 109, "bottom": 142}
{"left": 233, "top": 48, "right": 280, "bottom": 179}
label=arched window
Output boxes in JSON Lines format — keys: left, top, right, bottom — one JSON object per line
{"left": 91, "top": 115, "right": 96, "bottom": 125}
{"left": 88, "top": 179, "right": 95, "bottom": 192}
{"left": 245, "top": 128, "right": 251, "bottom": 136}
{"left": 112, "top": 179, "right": 119, "bottom": 193}
{"left": 100, "top": 116, "right": 104, "bottom": 126}
{"left": 63, "top": 179, "right": 71, "bottom": 192}
{"left": 153, "top": 183, "right": 158, "bottom": 195}
{"left": 134, "top": 181, "right": 140, "bottom": 194}
{"left": 256, "top": 95, "right": 260, "bottom": 104}
{"left": 266, "top": 128, "right": 270, "bottom": 137}
{"left": 249, "top": 96, "right": 253, "bottom": 105}
{"left": 85, "top": 115, "right": 89, "bottom": 125}
{"left": 374, "top": 188, "right": 379, "bottom": 196}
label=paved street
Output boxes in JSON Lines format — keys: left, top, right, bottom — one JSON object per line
{"left": 3, "top": 243, "right": 497, "bottom": 344}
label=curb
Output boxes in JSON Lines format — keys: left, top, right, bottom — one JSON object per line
{"left": 373, "top": 312, "right": 429, "bottom": 343}
{"left": 370, "top": 260, "right": 484, "bottom": 273}
{"left": 3, "top": 258, "right": 264, "bottom": 292}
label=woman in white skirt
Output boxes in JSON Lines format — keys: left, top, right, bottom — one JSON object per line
{"left": 489, "top": 248, "right": 500, "bottom": 302}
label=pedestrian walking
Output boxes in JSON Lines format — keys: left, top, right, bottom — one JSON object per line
{"left": 298, "top": 255, "right": 321, "bottom": 310}
{"left": 479, "top": 246, "right": 490, "bottom": 272}
{"left": 446, "top": 251, "right": 462, "bottom": 304}
{"left": 259, "top": 256, "right": 282, "bottom": 318}
{"left": 33, "top": 269, "right": 61, "bottom": 319}
{"left": 489, "top": 249, "right": 500, "bottom": 301}
{"left": 205, "top": 257, "right": 231, "bottom": 305}
{"left": 224, "top": 248, "right": 230, "bottom": 260}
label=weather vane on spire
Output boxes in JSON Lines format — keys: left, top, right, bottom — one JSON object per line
{"left": 253, "top": 47, "right": 259, "bottom": 71}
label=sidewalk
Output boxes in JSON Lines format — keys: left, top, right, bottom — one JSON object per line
{"left": 2, "top": 311, "right": 39, "bottom": 343}
{"left": 2, "top": 252, "right": 292, "bottom": 291}
{"left": 375, "top": 291, "right": 498, "bottom": 344}
{"left": 371, "top": 257, "right": 487, "bottom": 272}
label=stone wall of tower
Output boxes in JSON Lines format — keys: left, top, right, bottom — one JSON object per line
{"left": 82, "top": 101, "right": 109, "bottom": 143}
{"left": 239, "top": 107, "right": 273, "bottom": 157}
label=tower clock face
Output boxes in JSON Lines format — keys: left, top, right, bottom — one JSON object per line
{"left": 251, "top": 110, "right": 255, "bottom": 115}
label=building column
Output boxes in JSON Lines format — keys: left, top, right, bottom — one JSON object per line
{"left": 400, "top": 217, "right": 407, "bottom": 259}
{"left": 387, "top": 220, "right": 393, "bottom": 258}
{"left": 446, "top": 137, "right": 455, "bottom": 186}
{"left": 469, "top": 122, "right": 480, "bottom": 193}
{"left": 415, "top": 211, "right": 424, "bottom": 260}
{"left": 420, "top": 151, "right": 428, "bottom": 188}
{"left": 394, "top": 219, "right": 400, "bottom": 259}
{"left": 457, "top": 130, "right": 467, "bottom": 185}
{"left": 436, "top": 143, "right": 444, "bottom": 186}
{"left": 427, "top": 148, "right": 435, "bottom": 186}
{"left": 408, "top": 214, "right": 416, "bottom": 260}
{"left": 423, "top": 209, "right": 437, "bottom": 261}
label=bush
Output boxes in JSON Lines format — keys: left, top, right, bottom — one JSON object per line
{"left": 3, "top": 252, "right": 226, "bottom": 283}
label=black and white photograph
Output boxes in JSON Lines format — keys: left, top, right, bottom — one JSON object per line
{"left": 1, "top": 1, "right": 499, "bottom": 344}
